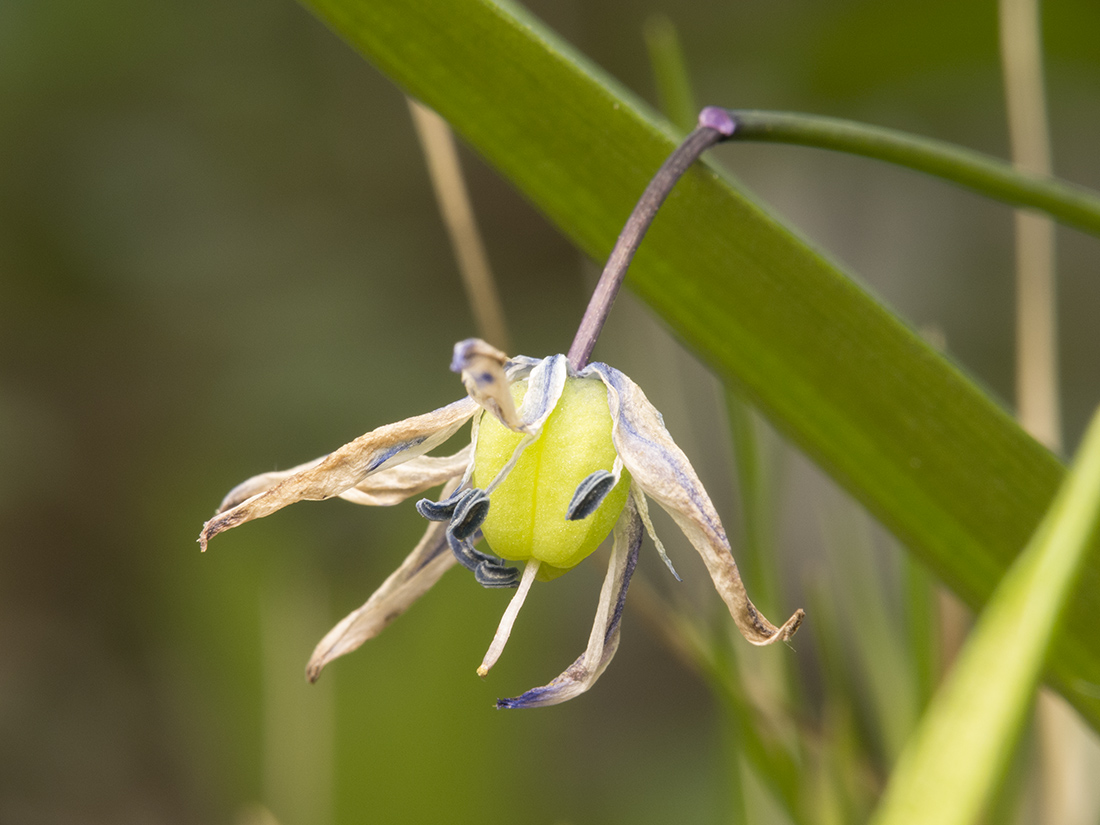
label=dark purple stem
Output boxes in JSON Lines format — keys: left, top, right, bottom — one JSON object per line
{"left": 566, "top": 107, "right": 736, "bottom": 370}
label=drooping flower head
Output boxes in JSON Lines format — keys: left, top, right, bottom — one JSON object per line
{"left": 199, "top": 338, "right": 803, "bottom": 708}
{"left": 199, "top": 106, "right": 803, "bottom": 707}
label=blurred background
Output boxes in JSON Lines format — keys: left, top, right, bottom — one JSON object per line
{"left": 2, "top": 0, "right": 1098, "bottom": 822}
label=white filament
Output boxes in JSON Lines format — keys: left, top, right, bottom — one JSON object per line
{"left": 477, "top": 559, "right": 541, "bottom": 677}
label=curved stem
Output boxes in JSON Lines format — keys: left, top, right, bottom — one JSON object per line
{"left": 722, "top": 109, "right": 1100, "bottom": 238}
{"left": 567, "top": 116, "right": 730, "bottom": 370}
{"left": 569, "top": 105, "right": 1100, "bottom": 371}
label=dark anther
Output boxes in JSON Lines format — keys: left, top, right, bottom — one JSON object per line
{"left": 446, "top": 529, "right": 496, "bottom": 573}
{"left": 416, "top": 488, "right": 475, "bottom": 522}
{"left": 565, "top": 470, "right": 616, "bottom": 521}
{"left": 449, "top": 488, "right": 490, "bottom": 540}
{"left": 444, "top": 512, "right": 516, "bottom": 588}
{"left": 474, "top": 561, "right": 520, "bottom": 588}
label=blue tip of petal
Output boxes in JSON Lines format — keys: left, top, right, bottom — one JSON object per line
{"left": 450, "top": 339, "right": 478, "bottom": 373}
{"left": 496, "top": 680, "right": 570, "bottom": 708}
{"left": 495, "top": 698, "right": 521, "bottom": 710}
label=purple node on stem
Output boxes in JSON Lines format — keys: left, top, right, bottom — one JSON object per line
{"left": 698, "top": 106, "right": 736, "bottom": 137}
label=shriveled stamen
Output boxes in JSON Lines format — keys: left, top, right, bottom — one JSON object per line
{"left": 447, "top": 529, "right": 497, "bottom": 572}
{"left": 631, "top": 485, "right": 681, "bottom": 581}
{"left": 478, "top": 560, "right": 540, "bottom": 676}
{"left": 416, "top": 487, "right": 475, "bottom": 522}
{"left": 450, "top": 488, "right": 490, "bottom": 540}
{"left": 446, "top": 529, "right": 518, "bottom": 588}
{"left": 566, "top": 456, "right": 623, "bottom": 521}
{"left": 474, "top": 561, "right": 520, "bottom": 588}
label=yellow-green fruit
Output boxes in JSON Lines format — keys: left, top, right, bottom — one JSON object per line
{"left": 473, "top": 377, "right": 631, "bottom": 578}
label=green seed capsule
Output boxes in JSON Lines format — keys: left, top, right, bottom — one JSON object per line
{"left": 473, "top": 377, "right": 631, "bottom": 578}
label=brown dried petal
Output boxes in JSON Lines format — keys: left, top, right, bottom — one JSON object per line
{"left": 213, "top": 447, "right": 471, "bottom": 513}
{"left": 306, "top": 479, "right": 462, "bottom": 681}
{"left": 341, "top": 446, "right": 470, "bottom": 506}
{"left": 585, "top": 363, "right": 803, "bottom": 645}
{"left": 451, "top": 338, "right": 525, "bottom": 431}
{"left": 199, "top": 397, "right": 477, "bottom": 550}
{"left": 496, "top": 495, "right": 642, "bottom": 708}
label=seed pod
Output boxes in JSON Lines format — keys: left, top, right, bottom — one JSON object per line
{"left": 473, "top": 377, "right": 631, "bottom": 576}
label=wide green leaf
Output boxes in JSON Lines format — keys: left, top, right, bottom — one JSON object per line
{"left": 299, "top": 0, "right": 1100, "bottom": 728}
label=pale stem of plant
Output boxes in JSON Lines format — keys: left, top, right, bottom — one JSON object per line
{"left": 260, "top": 568, "right": 334, "bottom": 825}
{"left": 1000, "top": 4, "right": 1094, "bottom": 824}
{"left": 1000, "top": 0, "right": 1062, "bottom": 455}
{"left": 567, "top": 108, "right": 733, "bottom": 370}
{"left": 408, "top": 99, "right": 512, "bottom": 351}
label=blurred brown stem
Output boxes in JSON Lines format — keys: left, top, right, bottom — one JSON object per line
{"left": 408, "top": 99, "right": 511, "bottom": 351}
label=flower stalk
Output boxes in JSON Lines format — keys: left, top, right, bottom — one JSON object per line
{"left": 567, "top": 108, "right": 734, "bottom": 370}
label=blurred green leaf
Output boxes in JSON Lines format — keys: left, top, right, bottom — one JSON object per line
{"left": 642, "top": 587, "right": 808, "bottom": 824}
{"left": 643, "top": 14, "right": 697, "bottom": 136}
{"left": 870, "top": 404, "right": 1100, "bottom": 825}
{"left": 902, "top": 553, "right": 938, "bottom": 712}
{"left": 296, "top": 0, "right": 1100, "bottom": 730}
{"left": 822, "top": 508, "right": 918, "bottom": 764}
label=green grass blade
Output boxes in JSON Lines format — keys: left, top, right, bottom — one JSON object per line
{"left": 823, "top": 509, "right": 918, "bottom": 764}
{"left": 296, "top": 0, "right": 1100, "bottom": 730}
{"left": 644, "top": 11, "right": 793, "bottom": 697}
{"left": 643, "top": 14, "right": 698, "bottom": 135}
{"left": 870, "top": 404, "right": 1100, "bottom": 825}
{"left": 634, "top": 587, "right": 808, "bottom": 824}
{"left": 725, "top": 109, "right": 1100, "bottom": 238}
{"left": 643, "top": 28, "right": 806, "bottom": 819}
{"left": 902, "top": 554, "right": 938, "bottom": 712}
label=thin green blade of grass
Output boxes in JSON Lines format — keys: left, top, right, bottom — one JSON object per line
{"left": 902, "top": 554, "right": 938, "bottom": 712}
{"left": 822, "top": 507, "right": 918, "bottom": 765}
{"left": 644, "top": 9, "right": 797, "bottom": 714}
{"left": 633, "top": 584, "right": 807, "bottom": 824}
{"left": 870, "top": 405, "right": 1100, "bottom": 825}
{"left": 643, "top": 14, "right": 697, "bottom": 136}
{"left": 643, "top": 26, "right": 807, "bottom": 820}
{"left": 297, "top": 0, "right": 1100, "bottom": 729}
{"left": 803, "top": 580, "right": 880, "bottom": 823}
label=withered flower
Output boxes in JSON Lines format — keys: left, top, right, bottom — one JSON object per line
{"left": 200, "top": 339, "right": 802, "bottom": 707}
{"left": 199, "top": 106, "right": 802, "bottom": 707}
